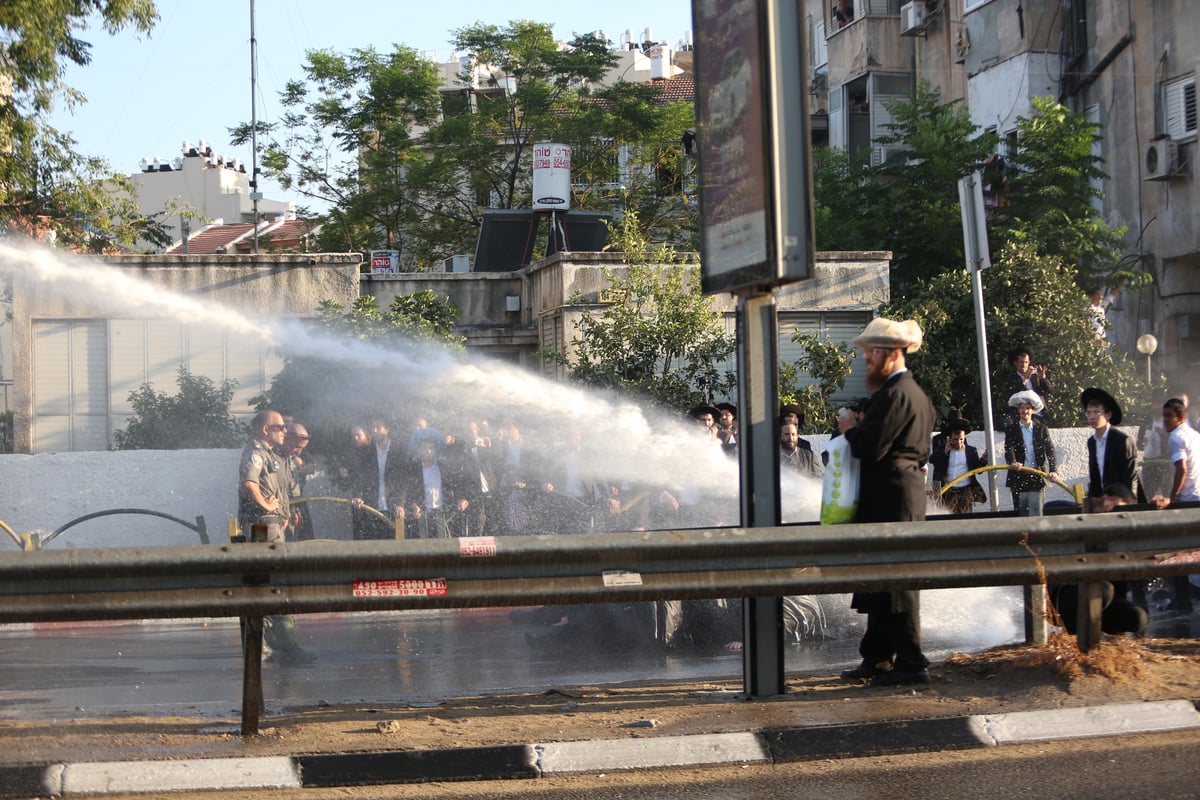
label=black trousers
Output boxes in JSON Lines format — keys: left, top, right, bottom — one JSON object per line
{"left": 857, "top": 593, "right": 929, "bottom": 672}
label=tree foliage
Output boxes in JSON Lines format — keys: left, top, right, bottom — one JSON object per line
{"left": 240, "top": 20, "right": 696, "bottom": 266}
{"left": 888, "top": 241, "right": 1151, "bottom": 428}
{"left": 814, "top": 83, "right": 1134, "bottom": 295}
{"left": 113, "top": 365, "right": 244, "bottom": 449}
{"left": 779, "top": 332, "right": 856, "bottom": 435}
{"left": 230, "top": 45, "right": 445, "bottom": 259}
{"left": 996, "top": 96, "right": 1127, "bottom": 287}
{"left": 544, "top": 212, "right": 733, "bottom": 411}
{"left": 1, "top": 0, "right": 168, "bottom": 249}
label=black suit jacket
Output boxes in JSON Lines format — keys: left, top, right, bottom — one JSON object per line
{"left": 929, "top": 444, "right": 984, "bottom": 490}
{"left": 1087, "top": 426, "right": 1139, "bottom": 499}
{"left": 845, "top": 370, "right": 936, "bottom": 525}
{"left": 1003, "top": 418, "right": 1057, "bottom": 491}
{"left": 844, "top": 370, "right": 935, "bottom": 615}
{"left": 352, "top": 440, "right": 408, "bottom": 513}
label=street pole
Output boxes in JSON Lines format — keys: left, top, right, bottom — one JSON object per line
{"left": 958, "top": 171, "right": 998, "bottom": 511}
{"left": 737, "top": 292, "right": 784, "bottom": 697}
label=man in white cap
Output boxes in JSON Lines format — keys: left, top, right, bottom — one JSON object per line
{"left": 1003, "top": 390, "right": 1059, "bottom": 515}
{"left": 836, "top": 318, "right": 936, "bottom": 686}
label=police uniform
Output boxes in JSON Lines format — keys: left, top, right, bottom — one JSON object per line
{"left": 238, "top": 437, "right": 292, "bottom": 543}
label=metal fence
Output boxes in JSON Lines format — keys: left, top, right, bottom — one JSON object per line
{"left": 3, "top": 508, "right": 1198, "bottom": 733}
{"left": 2, "top": 509, "right": 1198, "bottom": 622}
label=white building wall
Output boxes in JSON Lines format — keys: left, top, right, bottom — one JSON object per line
{"left": 967, "top": 51, "right": 1058, "bottom": 136}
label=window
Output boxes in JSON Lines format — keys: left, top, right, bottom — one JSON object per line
{"left": 810, "top": 18, "right": 828, "bottom": 69}
{"left": 1164, "top": 75, "right": 1197, "bottom": 140}
{"left": 964, "top": 0, "right": 996, "bottom": 12}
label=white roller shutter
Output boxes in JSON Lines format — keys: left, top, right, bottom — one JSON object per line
{"left": 32, "top": 320, "right": 109, "bottom": 452}
{"left": 778, "top": 312, "right": 870, "bottom": 403}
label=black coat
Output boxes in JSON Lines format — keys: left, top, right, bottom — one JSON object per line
{"left": 1003, "top": 418, "right": 1057, "bottom": 492}
{"left": 929, "top": 443, "right": 985, "bottom": 490}
{"left": 1087, "top": 426, "right": 1140, "bottom": 499}
{"left": 844, "top": 370, "right": 935, "bottom": 614}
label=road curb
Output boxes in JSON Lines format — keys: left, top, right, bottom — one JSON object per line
{"left": 4, "top": 699, "right": 1198, "bottom": 797}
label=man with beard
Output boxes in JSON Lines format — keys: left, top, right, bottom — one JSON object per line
{"left": 836, "top": 318, "right": 936, "bottom": 686}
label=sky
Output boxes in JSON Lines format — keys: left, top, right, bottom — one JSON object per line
{"left": 47, "top": 0, "right": 694, "bottom": 212}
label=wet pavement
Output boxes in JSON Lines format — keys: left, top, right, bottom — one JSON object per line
{"left": 0, "top": 585, "right": 1193, "bottom": 723}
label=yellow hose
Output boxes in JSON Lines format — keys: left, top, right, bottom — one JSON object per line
{"left": 291, "top": 496, "right": 394, "bottom": 525}
{"left": 0, "top": 519, "right": 21, "bottom": 548}
{"left": 939, "top": 464, "right": 1084, "bottom": 504}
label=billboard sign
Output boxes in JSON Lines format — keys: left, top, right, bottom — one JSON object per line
{"left": 693, "top": 0, "right": 815, "bottom": 295}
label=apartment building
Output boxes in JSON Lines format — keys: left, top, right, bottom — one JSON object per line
{"left": 807, "top": 0, "right": 1198, "bottom": 376}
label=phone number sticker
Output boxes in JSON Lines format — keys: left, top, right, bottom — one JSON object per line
{"left": 353, "top": 578, "right": 448, "bottom": 597}
{"left": 459, "top": 536, "right": 497, "bottom": 557}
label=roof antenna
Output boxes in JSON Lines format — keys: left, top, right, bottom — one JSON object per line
{"left": 249, "top": 0, "right": 261, "bottom": 254}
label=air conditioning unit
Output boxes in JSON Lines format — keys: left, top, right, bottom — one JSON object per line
{"left": 900, "top": 1, "right": 927, "bottom": 36}
{"left": 1144, "top": 138, "right": 1178, "bottom": 181}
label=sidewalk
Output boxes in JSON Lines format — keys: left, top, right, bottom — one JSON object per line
{"left": 3, "top": 636, "right": 1200, "bottom": 797}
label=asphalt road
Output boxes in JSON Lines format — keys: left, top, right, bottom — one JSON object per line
{"left": 65, "top": 731, "right": 1200, "bottom": 800}
{"left": 0, "top": 587, "right": 1029, "bottom": 721}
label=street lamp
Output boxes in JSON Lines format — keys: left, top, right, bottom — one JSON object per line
{"left": 1137, "top": 333, "right": 1158, "bottom": 384}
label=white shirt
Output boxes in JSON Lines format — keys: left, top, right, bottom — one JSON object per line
{"left": 422, "top": 464, "right": 443, "bottom": 510}
{"left": 375, "top": 441, "right": 391, "bottom": 510}
{"left": 1093, "top": 427, "right": 1109, "bottom": 486}
{"left": 945, "top": 448, "right": 968, "bottom": 482}
{"left": 1169, "top": 423, "right": 1200, "bottom": 502}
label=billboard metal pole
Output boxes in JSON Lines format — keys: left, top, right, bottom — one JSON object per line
{"left": 737, "top": 292, "right": 784, "bottom": 696}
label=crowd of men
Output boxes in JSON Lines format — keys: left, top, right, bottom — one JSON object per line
{"left": 237, "top": 318, "right": 1199, "bottom": 675}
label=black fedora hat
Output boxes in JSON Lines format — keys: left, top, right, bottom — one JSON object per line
{"left": 780, "top": 403, "right": 805, "bottom": 425}
{"left": 1081, "top": 387, "right": 1122, "bottom": 425}
{"left": 941, "top": 416, "right": 972, "bottom": 435}
{"left": 688, "top": 403, "right": 720, "bottom": 422}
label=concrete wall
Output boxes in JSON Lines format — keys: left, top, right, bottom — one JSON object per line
{"left": 361, "top": 270, "right": 536, "bottom": 359}
{"left": 0, "top": 426, "right": 1130, "bottom": 550}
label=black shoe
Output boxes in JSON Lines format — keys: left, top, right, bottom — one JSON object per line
{"left": 871, "top": 669, "right": 930, "bottom": 687}
{"left": 840, "top": 661, "right": 890, "bottom": 681}
{"left": 270, "top": 646, "right": 318, "bottom": 666}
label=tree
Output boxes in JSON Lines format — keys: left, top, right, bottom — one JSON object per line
{"left": 779, "top": 332, "right": 856, "bottom": 435}
{"left": 113, "top": 365, "right": 244, "bottom": 449}
{"left": 230, "top": 45, "right": 445, "bottom": 261}
{"left": 887, "top": 240, "right": 1150, "bottom": 428}
{"left": 995, "top": 96, "right": 1128, "bottom": 289}
{"left": 814, "top": 84, "right": 1137, "bottom": 296}
{"left": 544, "top": 212, "right": 735, "bottom": 411}
{"left": 251, "top": 292, "right": 465, "bottom": 444}
{"left": 1, "top": 0, "right": 168, "bottom": 249}
{"left": 243, "top": 21, "right": 694, "bottom": 267}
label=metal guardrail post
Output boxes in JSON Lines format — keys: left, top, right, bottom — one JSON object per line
{"left": 1016, "top": 498, "right": 1049, "bottom": 646}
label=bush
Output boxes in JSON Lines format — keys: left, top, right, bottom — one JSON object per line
{"left": 113, "top": 365, "right": 245, "bottom": 450}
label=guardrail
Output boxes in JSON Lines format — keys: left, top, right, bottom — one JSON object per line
{"left": 3, "top": 508, "right": 1198, "bottom": 733}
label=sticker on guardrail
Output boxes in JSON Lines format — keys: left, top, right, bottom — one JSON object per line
{"left": 353, "top": 578, "right": 448, "bottom": 597}
{"left": 459, "top": 536, "right": 497, "bottom": 557}
{"left": 602, "top": 570, "right": 643, "bottom": 587}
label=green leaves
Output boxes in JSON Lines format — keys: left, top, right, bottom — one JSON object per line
{"left": 113, "top": 365, "right": 244, "bottom": 450}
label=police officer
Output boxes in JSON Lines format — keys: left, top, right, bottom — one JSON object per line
{"left": 238, "top": 409, "right": 316, "bottom": 664}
